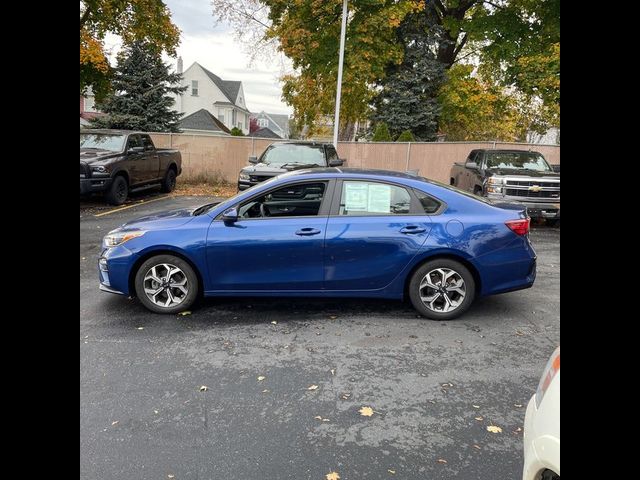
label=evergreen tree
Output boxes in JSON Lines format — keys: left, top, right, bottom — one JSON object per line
{"left": 91, "top": 41, "right": 186, "bottom": 132}
{"left": 373, "top": 7, "right": 447, "bottom": 141}
{"left": 396, "top": 130, "right": 415, "bottom": 142}
{"left": 230, "top": 127, "right": 244, "bottom": 136}
{"left": 372, "top": 123, "right": 392, "bottom": 142}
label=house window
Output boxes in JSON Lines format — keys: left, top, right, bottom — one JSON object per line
{"left": 232, "top": 109, "right": 237, "bottom": 125}
{"left": 218, "top": 113, "right": 224, "bottom": 123}
{"left": 258, "top": 118, "right": 268, "bottom": 128}
{"left": 191, "top": 80, "right": 198, "bottom": 96}
{"left": 245, "top": 116, "right": 248, "bottom": 130}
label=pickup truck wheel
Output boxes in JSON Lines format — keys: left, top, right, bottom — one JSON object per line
{"left": 105, "top": 175, "right": 128, "bottom": 205}
{"left": 134, "top": 254, "right": 198, "bottom": 314}
{"left": 161, "top": 168, "right": 177, "bottom": 193}
{"left": 408, "top": 259, "right": 475, "bottom": 320}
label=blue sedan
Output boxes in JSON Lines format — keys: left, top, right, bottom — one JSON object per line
{"left": 99, "top": 168, "right": 536, "bottom": 320}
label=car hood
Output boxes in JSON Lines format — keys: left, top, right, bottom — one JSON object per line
{"left": 80, "top": 149, "right": 121, "bottom": 165}
{"left": 487, "top": 168, "right": 559, "bottom": 179}
{"left": 241, "top": 163, "right": 320, "bottom": 175}
{"left": 118, "top": 208, "right": 197, "bottom": 231}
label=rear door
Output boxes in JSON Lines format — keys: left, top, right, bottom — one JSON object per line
{"left": 140, "top": 134, "right": 161, "bottom": 182}
{"left": 323, "top": 179, "right": 432, "bottom": 291}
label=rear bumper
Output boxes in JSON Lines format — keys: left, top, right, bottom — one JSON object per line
{"left": 80, "top": 177, "right": 112, "bottom": 194}
{"left": 475, "top": 237, "right": 537, "bottom": 296}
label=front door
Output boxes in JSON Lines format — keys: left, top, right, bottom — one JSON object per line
{"left": 324, "top": 180, "right": 432, "bottom": 290}
{"left": 205, "top": 180, "right": 333, "bottom": 291}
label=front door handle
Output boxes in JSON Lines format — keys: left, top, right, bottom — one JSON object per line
{"left": 295, "top": 228, "right": 321, "bottom": 236}
{"left": 400, "top": 225, "right": 426, "bottom": 234}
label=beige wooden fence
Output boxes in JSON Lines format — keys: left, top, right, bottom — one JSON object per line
{"left": 149, "top": 133, "right": 560, "bottom": 184}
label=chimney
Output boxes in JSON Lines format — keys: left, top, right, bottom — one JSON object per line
{"left": 177, "top": 56, "right": 183, "bottom": 75}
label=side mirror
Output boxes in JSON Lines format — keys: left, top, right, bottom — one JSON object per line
{"left": 329, "top": 159, "right": 344, "bottom": 167}
{"left": 222, "top": 207, "right": 239, "bottom": 223}
{"left": 129, "top": 146, "right": 145, "bottom": 154}
{"left": 466, "top": 161, "right": 478, "bottom": 169}
{"left": 248, "top": 156, "right": 258, "bottom": 164}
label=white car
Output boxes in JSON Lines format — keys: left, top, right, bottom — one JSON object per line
{"left": 522, "top": 346, "right": 560, "bottom": 480}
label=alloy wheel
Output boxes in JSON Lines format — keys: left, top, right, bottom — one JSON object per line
{"left": 418, "top": 268, "right": 466, "bottom": 313}
{"left": 143, "top": 263, "right": 189, "bottom": 308}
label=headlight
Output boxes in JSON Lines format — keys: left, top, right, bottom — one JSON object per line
{"left": 91, "top": 166, "right": 108, "bottom": 174}
{"left": 239, "top": 172, "right": 250, "bottom": 181}
{"left": 103, "top": 230, "right": 146, "bottom": 247}
{"left": 487, "top": 177, "right": 504, "bottom": 194}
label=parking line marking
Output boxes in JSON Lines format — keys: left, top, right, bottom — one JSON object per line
{"left": 93, "top": 195, "right": 171, "bottom": 217}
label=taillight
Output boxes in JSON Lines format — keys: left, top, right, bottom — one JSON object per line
{"left": 535, "top": 346, "right": 560, "bottom": 409}
{"left": 505, "top": 218, "right": 530, "bottom": 236}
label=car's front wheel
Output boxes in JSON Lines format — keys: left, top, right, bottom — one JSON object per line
{"left": 408, "top": 258, "right": 476, "bottom": 320}
{"left": 134, "top": 254, "right": 199, "bottom": 314}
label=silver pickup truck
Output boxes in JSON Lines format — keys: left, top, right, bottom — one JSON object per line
{"left": 450, "top": 149, "right": 560, "bottom": 225}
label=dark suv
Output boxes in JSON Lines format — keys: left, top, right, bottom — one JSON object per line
{"left": 238, "top": 141, "right": 345, "bottom": 190}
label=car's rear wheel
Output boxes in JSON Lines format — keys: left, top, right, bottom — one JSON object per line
{"left": 134, "top": 254, "right": 198, "bottom": 314}
{"left": 106, "top": 175, "right": 128, "bottom": 205}
{"left": 408, "top": 258, "right": 475, "bottom": 320}
{"left": 161, "top": 167, "right": 177, "bottom": 193}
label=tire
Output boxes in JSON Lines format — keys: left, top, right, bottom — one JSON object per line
{"left": 545, "top": 218, "right": 560, "bottom": 227}
{"left": 161, "top": 167, "right": 177, "bottom": 193}
{"left": 473, "top": 186, "right": 483, "bottom": 196}
{"left": 408, "top": 258, "right": 476, "bottom": 320}
{"left": 134, "top": 254, "right": 199, "bottom": 314}
{"left": 105, "top": 175, "right": 128, "bottom": 205}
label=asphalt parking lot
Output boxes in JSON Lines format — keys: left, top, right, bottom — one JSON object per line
{"left": 80, "top": 195, "right": 560, "bottom": 480}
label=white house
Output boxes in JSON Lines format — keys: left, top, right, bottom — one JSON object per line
{"left": 174, "top": 59, "right": 251, "bottom": 135}
{"left": 251, "top": 111, "right": 290, "bottom": 139}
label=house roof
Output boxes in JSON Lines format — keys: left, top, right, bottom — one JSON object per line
{"left": 197, "top": 63, "right": 241, "bottom": 104}
{"left": 179, "top": 109, "right": 231, "bottom": 134}
{"left": 251, "top": 111, "right": 290, "bottom": 134}
{"left": 251, "top": 127, "right": 282, "bottom": 139}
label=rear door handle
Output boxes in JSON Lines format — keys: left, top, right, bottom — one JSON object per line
{"left": 295, "top": 228, "right": 321, "bottom": 236}
{"left": 400, "top": 225, "right": 426, "bottom": 234}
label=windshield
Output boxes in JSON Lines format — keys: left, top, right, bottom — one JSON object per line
{"left": 485, "top": 151, "right": 552, "bottom": 172}
{"left": 260, "top": 144, "right": 326, "bottom": 167}
{"left": 80, "top": 133, "right": 126, "bottom": 152}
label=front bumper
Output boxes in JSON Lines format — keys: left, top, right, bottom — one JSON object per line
{"left": 80, "top": 177, "right": 112, "bottom": 195}
{"left": 238, "top": 180, "right": 254, "bottom": 191}
{"left": 98, "top": 246, "right": 137, "bottom": 296}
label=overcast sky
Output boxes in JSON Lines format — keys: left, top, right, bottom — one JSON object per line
{"left": 104, "top": 0, "right": 293, "bottom": 115}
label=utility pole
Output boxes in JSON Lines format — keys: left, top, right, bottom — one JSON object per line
{"left": 332, "top": 0, "right": 348, "bottom": 148}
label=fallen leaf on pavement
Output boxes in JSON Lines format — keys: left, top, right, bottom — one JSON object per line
{"left": 314, "top": 416, "right": 323, "bottom": 420}
{"left": 514, "top": 404, "right": 523, "bottom": 408}
{"left": 322, "top": 418, "right": 330, "bottom": 422}
{"left": 515, "top": 331, "right": 525, "bottom": 336}
{"left": 359, "top": 406, "right": 374, "bottom": 417}
{"left": 473, "top": 444, "right": 481, "bottom": 450}
{"left": 111, "top": 421, "right": 119, "bottom": 426}
{"left": 154, "top": 410, "right": 159, "bottom": 414}
{"left": 137, "top": 327, "right": 144, "bottom": 330}
{"left": 487, "top": 425, "right": 502, "bottom": 433}
{"left": 472, "top": 405, "right": 480, "bottom": 408}
{"left": 475, "top": 416, "right": 483, "bottom": 421}
{"left": 330, "top": 369, "right": 335, "bottom": 375}
{"left": 168, "top": 475, "right": 175, "bottom": 479}
{"left": 262, "top": 389, "right": 269, "bottom": 393}
{"left": 437, "top": 459, "right": 447, "bottom": 464}
{"left": 178, "top": 311, "right": 191, "bottom": 316}
{"left": 514, "top": 427, "right": 523, "bottom": 433}
{"left": 329, "top": 316, "right": 338, "bottom": 320}
{"left": 326, "top": 472, "right": 340, "bottom": 480}
{"left": 257, "top": 376, "right": 266, "bottom": 381}
{"left": 307, "top": 385, "right": 319, "bottom": 390}
{"left": 199, "top": 386, "right": 208, "bottom": 392}
{"left": 271, "top": 321, "right": 277, "bottom": 324}
{"left": 388, "top": 469, "right": 396, "bottom": 474}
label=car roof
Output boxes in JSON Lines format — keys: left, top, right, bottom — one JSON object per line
{"left": 81, "top": 129, "right": 142, "bottom": 135}
{"left": 269, "top": 141, "right": 333, "bottom": 147}
{"left": 279, "top": 167, "right": 430, "bottom": 182}
{"left": 477, "top": 149, "right": 542, "bottom": 154}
